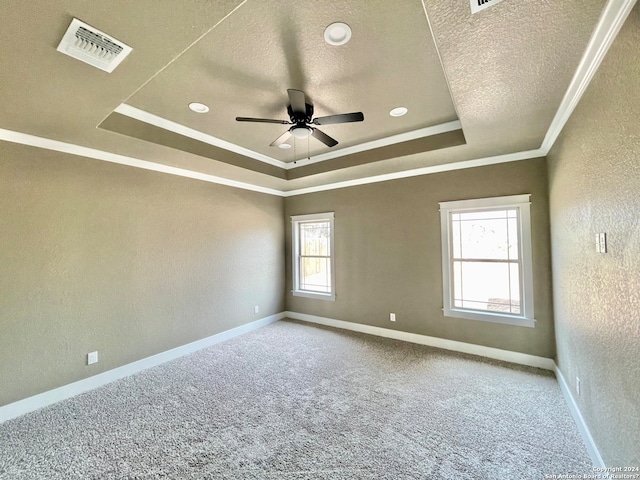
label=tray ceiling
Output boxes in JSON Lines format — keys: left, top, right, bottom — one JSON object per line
{"left": 0, "top": 0, "right": 619, "bottom": 194}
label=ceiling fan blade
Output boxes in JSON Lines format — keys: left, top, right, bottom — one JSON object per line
{"left": 236, "top": 117, "right": 290, "bottom": 124}
{"left": 287, "top": 89, "right": 307, "bottom": 115}
{"left": 312, "top": 112, "right": 364, "bottom": 125}
{"left": 270, "top": 130, "right": 293, "bottom": 147}
{"left": 311, "top": 128, "right": 338, "bottom": 147}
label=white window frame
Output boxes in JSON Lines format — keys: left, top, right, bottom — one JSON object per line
{"left": 439, "top": 194, "right": 535, "bottom": 328}
{"left": 291, "top": 212, "right": 335, "bottom": 301}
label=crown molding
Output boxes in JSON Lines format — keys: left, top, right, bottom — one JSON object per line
{"left": 541, "top": 0, "right": 636, "bottom": 154}
{"left": 0, "top": 125, "right": 544, "bottom": 198}
{"left": 284, "top": 120, "right": 462, "bottom": 169}
{"left": 0, "top": 0, "right": 633, "bottom": 198}
{"left": 0, "top": 128, "right": 283, "bottom": 196}
{"left": 281, "top": 149, "right": 544, "bottom": 197}
{"left": 114, "top": 104, "right": 462, "bottom": 172}
{"left": 114, "top": 104, "right": 288, "bottom": 169}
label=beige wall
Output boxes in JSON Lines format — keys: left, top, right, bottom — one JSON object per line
{"left": 284, "top": 158, "right": 555, "bottom": 357}
{"left": 546, "top": 6, "right": 640, "bottom": 466}
{"left": 0, "top": 142, "right": 285, "bottom": 406}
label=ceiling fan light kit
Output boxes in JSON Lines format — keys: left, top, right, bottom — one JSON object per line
{"left": 292, "top": 126, "right": 312, "bottom": 139}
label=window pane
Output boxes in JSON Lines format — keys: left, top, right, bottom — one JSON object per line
{"left": 460, "top": 211, "right": 508, "bottom": 260}
{"left": 299, "top": 222, "right": 330, "bottom": 256}
{"left": 452, "top": 260, "right": 520, "bottom": 314}
{"left": 300, "top": 256, "right": 331, "bottom": 293}
{"left": 456, "top": 210, "right": 518, "bottom": 260}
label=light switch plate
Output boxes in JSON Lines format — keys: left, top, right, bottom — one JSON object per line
{"left": 596, "top": 233, "right": 607, "bottom": 253}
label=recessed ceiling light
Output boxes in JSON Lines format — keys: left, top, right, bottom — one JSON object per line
{"left": 324, "top": 22, "right": 352, "bottom": 46}
{"left": 188, "top": 102, "right": 209, "bottom": 113}
{"left": 389, "top": 106, "right": 408, "bottom": 117}
{"left": 278, "top": 143, "right": 292, "bottom": 149}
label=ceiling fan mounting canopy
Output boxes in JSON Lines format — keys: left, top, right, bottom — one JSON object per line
{"left": 235, "top": 89, "right": 364, "bottom": 148}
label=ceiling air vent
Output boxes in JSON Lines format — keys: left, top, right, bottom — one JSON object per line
{"left": 470, "top": 0, "right": 507, "bottom": 14}
{"left": 56, "top": 18, "right": 132, "bottom": 73}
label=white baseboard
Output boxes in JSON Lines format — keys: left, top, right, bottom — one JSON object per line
{"left": 2, "top": 309, "right": 606, "bottom": 468}
{"left": 283, "top": 312, "right": 606, "bottom": 466}
{"left": 554, "top": 365, "right": 605, "bottom": 467}
{"left": 0, "top": 312, "right": 285, "bottom": 423}
{"left": 284, "top": 311, "right": 556, "bottom": 370}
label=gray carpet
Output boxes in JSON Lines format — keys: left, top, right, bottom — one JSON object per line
{"left": 0, "top": 319, "right": 592, "bottom": 479}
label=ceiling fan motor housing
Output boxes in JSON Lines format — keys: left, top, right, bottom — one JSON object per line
{"left": 287, "top": 103, "right": 314, "bottom": 124}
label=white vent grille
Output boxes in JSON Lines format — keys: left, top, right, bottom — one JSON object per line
{"left": 470, "top": 0, "right": 507, "bottom": 14}
{"left": 56, "top": 18, "right": 132, "bottom": 73}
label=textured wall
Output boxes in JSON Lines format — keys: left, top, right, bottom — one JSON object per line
{"left": 284, "top": 158, "right": 555, "bottom": 357}
{"left": 546, "top": 5, "right": 640, "bottom": 466}
{"left": 0, "top": 142, "right": 285, "bottom": 406}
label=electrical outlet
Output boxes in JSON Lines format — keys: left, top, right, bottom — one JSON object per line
{"left": 390, "top": 313, "right": 396, "bottom": 322}
{"left": 576, "top": 376, "right": 581, "bottom": 396}
{"left": 254, "top": 305, "right": 259, "bottom": 314}
{"left": 87, "top": 351, "right": 98, "bottom": 365}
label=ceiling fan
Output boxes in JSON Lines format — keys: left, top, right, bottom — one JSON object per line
{"left": 236, "top": 89, "right": 364, "bottom": 148}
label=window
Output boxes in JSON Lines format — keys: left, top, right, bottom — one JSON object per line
{"left": 439, "top": 195, "right": 535, "bottom": 327}
{"left": 291, "top": 212, "right": 335, "bottom": 301}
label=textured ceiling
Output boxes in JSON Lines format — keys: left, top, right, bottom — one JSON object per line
{"left": 125, "top": 0, "right": 458, "bottom": 162}
{"left": 0, "top": 0, "right": 608, "bottom": 192}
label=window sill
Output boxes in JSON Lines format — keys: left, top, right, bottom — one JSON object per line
{"left": 292, "top": 290, "right": 335, "bottom": 301}
{"left": 443, "top": 308, "right": 536, "bottom": 328}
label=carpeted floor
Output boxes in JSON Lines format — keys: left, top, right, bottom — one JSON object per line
{"left": 0, "top": 319, "right": 592, "bottom": 479}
